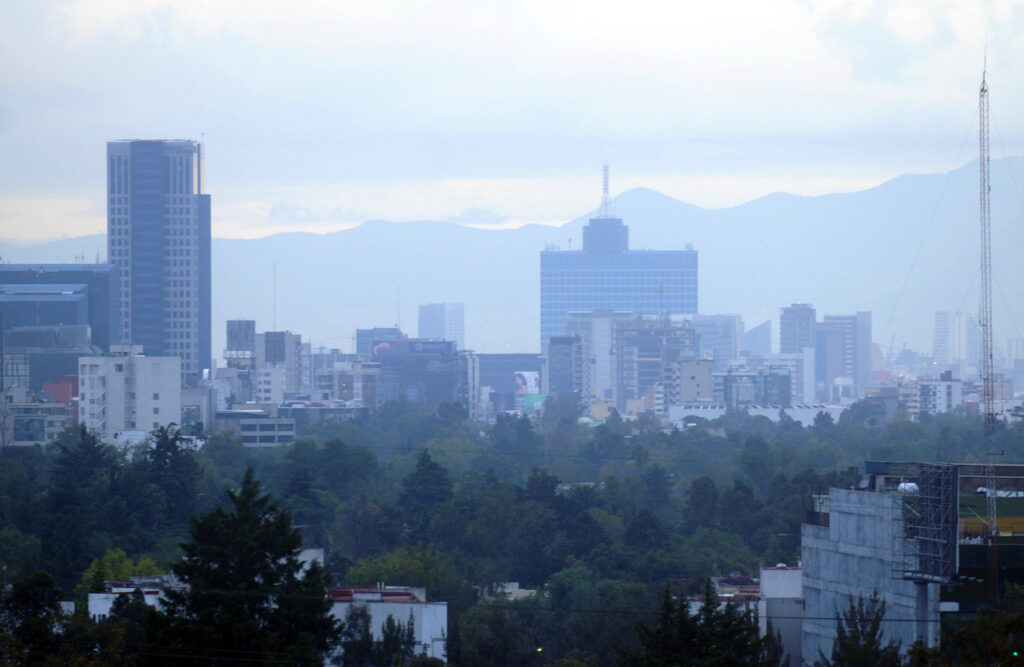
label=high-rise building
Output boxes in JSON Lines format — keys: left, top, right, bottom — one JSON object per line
{"left": 107, "top": 140, "right": 211, "bottom": 387}
{"left": 932, "top": 312, "right": 951, "bottom": 365}
{"left": 0, "top": 264, "right": 120, "bottom": 351}
{"left": 779, "top": 303, "right": 816, "bottom": 354}
{"left": 539, "top": 171, "right": 697, "bottom": 351}
{"left": 742, "top": 320, "right": 772, "bottom": 356}
{"left": 690, "top": 314, "right": 744, "bottom": 370}
{"left": 822, "top": 312, "right": 872, "bottom": 396}
{"left": 418, "top": 302, "right": 465, "bottom": 349}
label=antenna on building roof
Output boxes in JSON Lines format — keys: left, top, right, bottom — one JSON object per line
{"left": 598, "top": 162, "right": 617, "bottom": 218}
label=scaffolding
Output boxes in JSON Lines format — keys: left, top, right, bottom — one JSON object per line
{"left": 892, "top": 463, "right": 959, "bottom": 583}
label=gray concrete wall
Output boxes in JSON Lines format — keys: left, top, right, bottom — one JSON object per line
{"left": 802, "top": 488, "right": 939, "bottom": 664}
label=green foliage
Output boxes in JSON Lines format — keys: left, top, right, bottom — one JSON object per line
{"left": 619, "top": 583, "right": 782, "bottom": 666}
{"left": 815, "top": 591, "right": 901, "bottom": 667}
{"left": 73, "top": 547, "right": 161, "bottom": 605}
{"left": 146, "top": 468, "right": 340, "bottom": 665}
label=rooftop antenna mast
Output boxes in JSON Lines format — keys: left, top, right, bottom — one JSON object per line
{"left": 979, "top": 66, "right": 1000, "bottom": 606}
{"left": 599, "top": 163, "right": 612, "bottom": 217}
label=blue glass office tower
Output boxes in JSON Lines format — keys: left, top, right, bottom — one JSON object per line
{"left": 107, "top": 140, "right": 211, "bottom": 386}
{"left": 540, "top": 213, "right": 697, "bottom": 350}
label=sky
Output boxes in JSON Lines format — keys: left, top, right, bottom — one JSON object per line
{"left": 2, "top": 0, "right": 1024, "bottom": 241}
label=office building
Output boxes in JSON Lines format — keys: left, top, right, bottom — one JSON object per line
{"left": 690, "top": 314, "right": 744, "bottom": 370}
{"left": 2, "top": 324, "right": 96, "bottom": 393}
{"left": 713, "top": 368, "right": 792, "bottom": 409}
{"left": 476, "top": 353, "right": 543, "bottom": 416}
{"left": 107, "top": 140, "right": 211, "bottom": 386}
{"left": 539, "top": 171, "right": 697, "bottom": 350}
{"left": 742, "top": 320, "right": 772, "bottom": 356}
{"left": 418, "top": 302, "right": 465, "bottom": 349}
{"left": 374, "top": 339, "right": 467, "bottom": 409}
{"left": 356, "top": 327, "right": 405, "bottom": 359}
{"left": 0, "top": 264, "right": 119, "bottom": 351}
{"left": 613, "top": 317, "right": 699, "bottom": 413}
{"left": 546, "top": 335, "right": 583, "bottom": 398}
{"left": 780, "top": 303, "right": 816, "bottom": 354}
{"left": 78, "top": 345, "right": 181, "bottom": 445}
{"left": 255, "top": 330, "right": 303, "bottom": 400}
{"left": 564, "top": 310, "right": 636, "bottom": 403}
{"left": 823, "top": 312, "right": 872, "bottom": 395}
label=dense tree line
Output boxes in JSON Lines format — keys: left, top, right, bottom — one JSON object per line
{"left": 0, "top": 401, "right": 1022, "bottom": 663}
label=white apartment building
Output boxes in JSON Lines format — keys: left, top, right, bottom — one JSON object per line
{"left": 78, "top": 345, "right": 181, "bottom": 444}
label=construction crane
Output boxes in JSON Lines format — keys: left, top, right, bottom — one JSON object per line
{"left": 979, "top": 69, "right": 1000, "bottom": 606}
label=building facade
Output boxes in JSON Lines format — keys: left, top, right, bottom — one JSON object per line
{"left": 418, "top": 302, "right": 465, "bottom": 349}
{"left": 540, "top": 208, "right": 697, "bottom": 351}
{"left": 0, "top": 264, "right": 119, "bottom": 351}
{"left": 107, "top": 140, "right": 211, "bottom": 386}
{"left": 780, "top": 303, "right": 816, "bottom": 354}
{"left": 78, "top": 345, "right": 181, "bottom": 444}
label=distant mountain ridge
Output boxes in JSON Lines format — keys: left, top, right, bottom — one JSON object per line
{"left": 5, "top": 157, "right": 1024, "bottom": 357}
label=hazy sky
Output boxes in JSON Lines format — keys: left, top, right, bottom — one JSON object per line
{"left": 2, "top": 0, "right": 1024, "bottom": 241}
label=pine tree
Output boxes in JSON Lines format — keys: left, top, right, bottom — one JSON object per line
{"left": 815, "top": 591, "right": 900, "bottom": 667}
{"left": 145, "top": 468, "right": 340, "bottom": 664}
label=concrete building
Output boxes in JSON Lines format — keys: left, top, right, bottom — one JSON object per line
{"left": 223, "top": 319, "right": 256, "bottom": 402}
{"left": 418, "top": 302, "right": 465, "bottom": 349}
{"left": 780, "top": 304, "right": 816, "bottom": 354}
{"left": 328, "top": 585, "right": 447, "bottom": 661}
{"left": 255, "top": 330, "right": 303, "bottom": 399}
{"left": 107, "top": 140, "right": 211, "bottom": 386}
{"left": 78, "top": 345, "right": 182, "bottom": 445}
{"left": 758, "top": 566, "right": 802, "bottom": 667}
{"left": 314, "top": 360, "right": 380, "bottom": 407}
{"left": 2, "top": 386, "right": 75, "bottom": 447}
{"left": 88, "top": 575, "right": 187, "bottom": 622}
{"left": 0, "top": 264, "right": 120, "bottom": 352}
{"left": 802, "top": 487, "right": 940, "bottom": 663}
{"left": 915, "top": 372, "right": 963, "bottom": 418}
{"left": 211, "top": 409, "right": 296, "bottom": 447}
{"left": 660, "top": 356, "right": 714, "bottom": 412}
{"left": 540, "top": 173, "right": 697, "bottom": 350}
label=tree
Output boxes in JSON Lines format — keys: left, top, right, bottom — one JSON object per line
{"left": 399, "top": 450, "right": 453, "bottom": 541}
{"left": 619, "top": 583, "right": 782, "bottom": 666}
{"left": 146, "top": 468, "right": 340, "bottom": 664}
{"left": 815, "top": 591, "right": 900, "bottom": 667}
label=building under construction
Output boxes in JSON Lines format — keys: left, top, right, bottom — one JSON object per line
{"left": 801, "top": 460, "right": 1024, "bottom": 663}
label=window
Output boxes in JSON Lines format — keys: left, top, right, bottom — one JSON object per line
{"left": 115, "top": 364, "right": 124, "bottom": 372}
{"left": 152, "top": 393, "right": 159, "bottom": 400}
{"left": 153, "top": 407, "right": 159, "bottom": 415}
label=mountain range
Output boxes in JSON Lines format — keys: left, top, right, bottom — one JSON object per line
{"left": 4, "top": 157, "right": 1023, "bottom": 358}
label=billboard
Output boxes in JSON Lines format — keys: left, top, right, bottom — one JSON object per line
{"left": 514, "top": 371, "right": 540, "bottom": 395}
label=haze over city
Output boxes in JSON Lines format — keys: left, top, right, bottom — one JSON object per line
{"left": 5, "top": 3, "right": 1024, "bottom": 665}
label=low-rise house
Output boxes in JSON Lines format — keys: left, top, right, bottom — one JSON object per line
{"left": 328, "top": 584, "right": 447, "bottom": 661}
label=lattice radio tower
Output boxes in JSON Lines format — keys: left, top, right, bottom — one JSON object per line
{"left": 979, "top": 68, "right": 1000, "bottom": 604}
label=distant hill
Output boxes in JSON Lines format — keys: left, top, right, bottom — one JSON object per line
{"left": 5, "top": 157, "right": 1024, "bottom": 357}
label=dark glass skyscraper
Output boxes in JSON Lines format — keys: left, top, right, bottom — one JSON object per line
{"left": 107, "top": 140, "right": 211, "bottom": 386}
{"left": 539, "top": 211, "right": 697, "bottom": 351}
